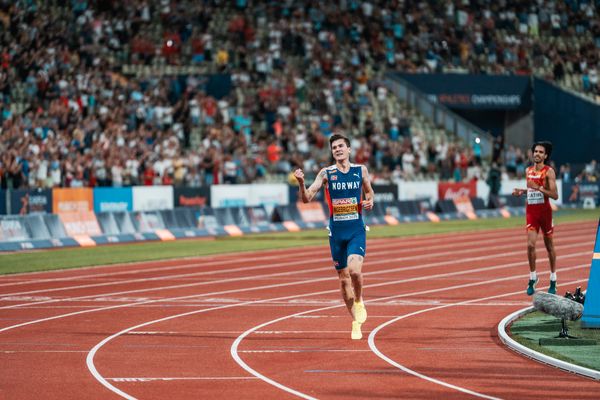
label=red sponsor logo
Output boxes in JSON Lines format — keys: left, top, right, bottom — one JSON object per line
{"left": 438, "top": 182, "right": 477, "bottom": 200}
{"left": 179, "top": 195, "right": 207, "bottom": 206}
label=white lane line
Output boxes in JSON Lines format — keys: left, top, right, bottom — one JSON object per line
{"left": 367, "top": 277, "right": 588, "bottom": 400}
{"left": 0, "top": 244, "right": 591, "bottom": 334}
{"left": 2, "top": 350, "right": 89, "bottom": 354}
{"left": 3, "top": 222, "right": 592, "bottom": 293}
{"left": 106, "top": 377, "right": 259, "bottom": 382}
{"left": 239, "top": 349, "right": 371, "bottom": 353}
{"left": 304, "top": 369, "right": 402, "bottom": 374}
{"left": 2, "top": 225, "right": 558, "bottom": 286}
{"left": 254, "top": 331, "right": 348, "bottom": 334}
{"left": 0, "top": 233, "right": 590, "bottom": 311}
{"left": 0, "top": 230, "right": 465, "bottom": 288}
{"left": 88, "top": 263, "right": 517, "bottom": 400}
{"left": 83, "top": 251, "right": 589, "bottom": 400}
{"left": 228, "top": 268, "right": 589, "bottom": 400}
{"left": 0, "top": 253, "right": 299, "bottom": 288}
{"left": 1, "top": 227, "right": 559, "bottom": 296}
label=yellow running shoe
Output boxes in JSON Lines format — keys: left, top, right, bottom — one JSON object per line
{"left": 351, "top": 321, "right": 362, "bottom": 340}
{"left": 353, "top": 300, "right": 367, "bottom": 324}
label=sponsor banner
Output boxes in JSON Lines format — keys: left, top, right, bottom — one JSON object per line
{"left": 52, "top": 188, "right": 94, "bottom": 214}
{"left": 93, "top": 187, "right": 133, "bottom": 213}
{"left": 211, "top": 185, "right": 250, "bottom": 208}
{"left": 397, "top": 73, "right": 532, "bottom": 110}
{"left": 132, "top": 186, "right": 174, "bottom": 211}
{"left": 72, "top": 235, "right": 96, "bottom": 247}
{"left": 154, "top": 229, "right": 176, "bottom": 241}
{"left": 248, "top": 184, "right": 289, "bottom": 211}
{"left": 174, "top": 187, "right": 210, "bottom": 207}
{"left": 453, "top": 196, "right": 477, "bottom": 220}
{"left": 197, "top": 213, "right": 221, "bottom": 231}
{"left": 134, "top": 211, "right": 165, "bottom": 232}
{"left": 297, "top": 202, "right": 327, "bottom": 223}
{"left": 9, "top": 188, "right": 53, "bottom": 214}
{"left": 372, "top": 184, "right": 398, "bottom": 203}
{"left": 563, "top": 181, "right": 600, "bottom": 206}
{"left": 59, "top": 211, "right": 103, "bottom": 236}
{"left": 166, "top": 228, "right": 214, "bottom": 239}
{"left": 212, "top": 184, "right": 289, "bottom": 209}
{"left": 224, "top": 225, "right": 244, "bottom": 236}
{"left": 0, "top": 238, "right": 80, "bottom": 251}
{"left": 283, "top": 221, "right": 301, "bottom": 232}
{"left": 438, "top": 181, "right": 477, "bottom": 200}
{"left": 247, "top": 207, "right": 270, "bottom": 225}
{"left": 398, "top": 180, "right": 438, "bottom": 202}
{"left": 0, "top": 217, "right": 29, "bottom": 241}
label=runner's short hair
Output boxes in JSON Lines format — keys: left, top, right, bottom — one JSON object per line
{"left": 532, "top": 141, "right": 553, "bottom": 163}
{"left": 329, "top": 133, "right": 350, "bottom": 149}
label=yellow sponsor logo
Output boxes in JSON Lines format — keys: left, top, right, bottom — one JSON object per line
{"left": 334, "top": 204, "right": 358, "bottom": 215}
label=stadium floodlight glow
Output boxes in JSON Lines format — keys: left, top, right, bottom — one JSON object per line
{"left": 475, "top": 137, "right": 481, "bottom": 144}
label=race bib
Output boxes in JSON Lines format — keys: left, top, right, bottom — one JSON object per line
{"left": 332, "top": 198, "right": 359, "bottom": 221}
{"left": 527, "top": 189, "right": 544, "bottom": 205}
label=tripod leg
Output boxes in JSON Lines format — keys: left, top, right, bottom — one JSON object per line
{"left": 556, "top": 319, "right": 578, "bottom": 339}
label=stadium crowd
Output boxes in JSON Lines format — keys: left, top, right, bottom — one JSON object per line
{"left": 0, "top": 0, "right": 598, "bottom": 190}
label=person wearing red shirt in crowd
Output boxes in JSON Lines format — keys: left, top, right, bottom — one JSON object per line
{"left": 142, "top": 163, "right": 155, "bottom": 186}
{"left": 266, "top": 140, "right": 281, "bottom": 164}
{"left": 512, "top": 141, "right": 559, "bottom": 296}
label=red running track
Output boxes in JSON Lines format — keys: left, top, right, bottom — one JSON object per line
{"left": 0, "top": 221, "right": 598, "bottom": 399}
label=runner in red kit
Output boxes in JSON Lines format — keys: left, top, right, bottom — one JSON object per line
{"left": 512, "top": 141, "right": 559, "bottom": 295}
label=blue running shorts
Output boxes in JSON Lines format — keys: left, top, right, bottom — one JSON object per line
{"left": 328, "top": 228, "right": 366, "bottom": 270}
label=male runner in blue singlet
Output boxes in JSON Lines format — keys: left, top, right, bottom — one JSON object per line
{"left": 294, "top": 133, "right": 375, "bottom": 339}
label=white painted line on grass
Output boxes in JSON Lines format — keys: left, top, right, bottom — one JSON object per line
{"left": 497, "top": 306, "right": 600, "bottom": 380}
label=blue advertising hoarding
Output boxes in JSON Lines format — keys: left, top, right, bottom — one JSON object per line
{"left": 562, "top": 181, "right": 600, "bottom": 206}
{"left": 9, "top": 188, "right": 53, "bottom": 214}
{"left": 93, "top": 187, "right": 133, "bottom": 213}
{"left": 396, "top": 73, "right": 532, "bottom": 110}
{"left": 534, "top": 78, "right": 600, "bottom": 167}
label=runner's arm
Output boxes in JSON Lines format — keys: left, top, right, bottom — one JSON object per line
{"left": 536, "top": 168, "right": 559, "bottom": 200}
{"left": 295, "top": 168, "right": 326, "bottom": 203}
{"left": 361, "top": 165, "right": 374, "bottom": 210}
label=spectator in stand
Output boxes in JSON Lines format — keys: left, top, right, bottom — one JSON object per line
{"left": 2, "top": 0, "right": 596, "bottom": 192}
{"left": 486, "top": 162, "right": 502, "bottom": 208}
{"left": 559, "top": 163, "right": 571, "bottom": 183}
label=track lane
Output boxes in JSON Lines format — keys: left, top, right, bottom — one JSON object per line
{"left": 0, "top": 221, "right": 597, "bottom": 399}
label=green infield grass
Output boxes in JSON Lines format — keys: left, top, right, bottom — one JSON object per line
{"left": 510, "top": 310, "right": 600, "bottom": 371}
{"left": 0, "top": 209, "right": 597, "bottom": 275}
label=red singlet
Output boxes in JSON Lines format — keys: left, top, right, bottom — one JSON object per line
{"left": 525, "top": 165, "right": 553, "bottom": 236}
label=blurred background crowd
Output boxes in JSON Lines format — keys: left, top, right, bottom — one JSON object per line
{"left": 0, "top": 0, "right": 598, "bottom": 190}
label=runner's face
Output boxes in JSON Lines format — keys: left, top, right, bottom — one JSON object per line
{"left": 533, "top": 145, "right": 547, "bottom": 164}
{"left": 331, "top": 139, "right": 350, "bottom": 162}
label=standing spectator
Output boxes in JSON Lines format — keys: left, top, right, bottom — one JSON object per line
{"left": 222, "top": 154, "right": 238, "bottom": 184}
{"left": 486, "top": 162, "right": 502, "bottom": 208}
{"left": 559, "top": 163, "right": 571, "bottom": 183}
